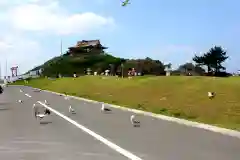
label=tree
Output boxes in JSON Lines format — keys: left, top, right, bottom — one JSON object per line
{"left": 178, "top": 63, "right": 194, "bottom": 73}
{"left": 192, "top": 46, "right": 228, "bottom": 74}
{"left": 178, "top": 62, "right": 205, "bottom": 75}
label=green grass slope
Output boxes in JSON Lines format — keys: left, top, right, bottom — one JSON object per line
{"left": 13, "top": 76, "right": 240, "bottom": 131}
{"left": 31, "top": 53, "right": 124, "bottom": 77}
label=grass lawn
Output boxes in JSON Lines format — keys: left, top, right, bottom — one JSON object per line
{"left": 13, "top": 76, "right": 240, "bottom": 131}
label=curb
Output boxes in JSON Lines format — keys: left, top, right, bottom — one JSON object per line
{"left": 13, "top": 85, "right": 240, "bottom": 139}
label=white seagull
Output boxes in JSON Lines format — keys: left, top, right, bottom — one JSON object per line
{"left": 64, "top": 96, "right": 70, "bottom": 100}
{"left": 130, "top": 115, "right": 140, "bottom": 127}
{"left": 33, "top": 104, "right": 51, "bottom": 120}
{"left": 101, "top": 103, "right": 111, "bottom": 113}
{"left": 44, "top": 100, "right": 49, "bottom": 105}
{"left": 32, "top": 103, "right": 38, "bottom": 118}
{"left": 34, "top": 88, "right": 41, "bottom": 92}
{"left": 69, "top": 105, "right": 76, "bottom": 114}
{"left": 20, "top": 89, "right": 23, "bottom": 93}
{"left": 36, "top": 113, "right": 47, "bottom": 120}
{"left": 208, "top": 92, "right": 216, "bottom": 99}
{"left": 18, "top": 100, "right": 23, "bottom": 103}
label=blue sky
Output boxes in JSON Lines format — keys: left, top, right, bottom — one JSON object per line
{"left": 0, "top": 0, "right": 239, "bottom": 76}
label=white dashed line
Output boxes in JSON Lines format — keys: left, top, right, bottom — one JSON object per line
{"left": 25, "top": 93, "right": 32, "bottom": 97}
{"left": 37, "top": 101, "right": 143, "bottom": 160}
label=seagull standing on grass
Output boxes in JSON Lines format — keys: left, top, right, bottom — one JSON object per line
{"left": 69, "top": 106, "right": 76, "bottom": 114}
{"left": 130, "top": 115, "right": 140, "bottom": 127}
{"left": 208, "top": 92, "right": 216, "bottom": 99}
{"left": 101, "top": 103, "right": 111, "bottom": 113}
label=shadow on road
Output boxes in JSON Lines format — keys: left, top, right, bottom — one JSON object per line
{"left": 0, "top": 107, "right": 9, "bottom": 111}
{"left": 40, "top": 121, "right": 53, "bottom": 125}
{"left": 0, "top": 102, "right": 10, "bottom": 105}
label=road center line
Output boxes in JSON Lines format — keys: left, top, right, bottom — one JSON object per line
{"left": 25, "top": 93, "right": 32, "bottom": 97}
{"left": 37, "top": 101, "right": 143, "bottom": 160}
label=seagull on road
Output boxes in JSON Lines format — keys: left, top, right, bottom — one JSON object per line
{"left": 33, "top": 103, "right": 51, "bottom": 120}
{"left": 69, "top": 105, "right": 76, "bottom": 114}
{"left": 36, "top": 108, "right": 51, "bottom": 120}
{"left": 20, "top": 89, "right": 23, "bottom": 93}
{"left": 44, "top": 100, "right": 49, "bottom": 105}
{"left": 44, "top": 108, "right": 51, "bottom": 115}
{"left": 18, "top": 100, "right": 23, "bottom": 103}
{"left": 101, "top": 103, "right": 111, "bottom": 113}
{"left": 130, "top": 115, "right": 140, "bottom": 127}
{"left": 36, "top": 113, "right": 47, "bottom": 120}
{"left": 33, "top": 104, "right": 37, "bottom": 118}
{"left": 64, "top": 96, "right": 71, "bottom": 100}
{"left": 33, "top": 88, "right": 41, "bottom": 92}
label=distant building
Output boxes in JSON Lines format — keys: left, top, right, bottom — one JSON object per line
{"left": 29, "top": 68, "right": 43, "bottom": 78}
{"left": 30, "top": 70, "right": 38, "bottom": 76}
{"left": 66, "top": 40, "right": 107, "bottom": 56}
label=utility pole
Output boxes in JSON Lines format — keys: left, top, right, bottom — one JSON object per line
{"left": 60, "top": 39, "right": 63, "bottom": 56}
{"left": 5, "top": 59, "right": 7, "bottom": 78}
{"left": 121, "top": 63, "right": 124, "bottom": 78}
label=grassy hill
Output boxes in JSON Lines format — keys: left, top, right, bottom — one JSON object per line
{"left": 14, "top": 76, "right": 240, "bottom": 131}
{"left": 31, "top": 53, "right": 167, "bottom": 77}
{"left": 30, "top": 53, "right": 125, "bottom": 77}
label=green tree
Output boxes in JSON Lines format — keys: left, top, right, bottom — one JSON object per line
{"left": 178, "top": 62, "right": 205, "bottom": 75}
{"left": 192, "top": 46, "right": 228, "bottom": 73}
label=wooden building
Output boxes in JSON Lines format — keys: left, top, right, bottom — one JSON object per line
{"left": 66, "top": 40, "right": 107, "bottom": 56}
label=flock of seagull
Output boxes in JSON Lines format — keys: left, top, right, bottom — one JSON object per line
{"left": 18, "top": 88, "right": 141, "bottom": 127}
{"left": 17, "top": 88, "right": 216, "bottom": 127}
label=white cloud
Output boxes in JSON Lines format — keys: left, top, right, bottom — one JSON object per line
{"left": 0, "top": 0, "right": 116, "bottom": 77}
{"left": 0, "top": 34, "right": 44, "bottom": 77}
{"left": 6, "top": 1, "right": 115, "bottom": 35}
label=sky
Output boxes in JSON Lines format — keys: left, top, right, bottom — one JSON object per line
{"left": 0, "top": 0, "right": 239, "bottom": 77}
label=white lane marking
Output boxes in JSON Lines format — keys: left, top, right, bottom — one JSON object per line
{"left": 25, "top": 93, "right": 32, "bottom": 97}
{"left": 37, "top": 101, "right": 143, "bottom": 160}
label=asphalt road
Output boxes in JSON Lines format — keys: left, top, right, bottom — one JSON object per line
{"left": 1, "top": 86, "right": 240, "bottom": 160}
{"left": 0, "top": 86, "right": 126, "bottom": 160}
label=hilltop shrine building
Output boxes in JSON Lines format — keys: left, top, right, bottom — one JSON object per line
{"left": 66, "top": 40, "right": 107, "bottom": 56}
